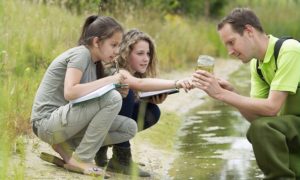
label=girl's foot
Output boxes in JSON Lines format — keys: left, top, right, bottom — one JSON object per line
{"left": 52, "top": 143, "right": 109, "bottom": 177}
{"left": 52, "top": 143, "right": 72, "bottom": 162}
{"left": 65, "top": 156, "right": 110, "bottom": 177}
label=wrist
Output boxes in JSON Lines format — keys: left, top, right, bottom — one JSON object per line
{"left": 114, "top": 74, "right": 120, "bottom": 84}
{"left": 174, "top": 80, "right": 180, "bottom": 89}
{"left": 215, "top": 89, "right": 229, "bottom": 101}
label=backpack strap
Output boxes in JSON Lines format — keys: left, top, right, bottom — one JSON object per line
{"left": 256, "top": 59, "right": 267, "bottom": 83}
{"left": 256, "top": 36, "right": 292, "bottom": 84}
{"left": 273, "top": 37, "right": 292, "bottom": 71}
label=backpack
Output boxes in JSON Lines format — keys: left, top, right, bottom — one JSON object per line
{"left": 256, "top": 37, "right": 300, "bottom": 116}
{"left": 256, "top": 37, "right": 293, "bottom": 84}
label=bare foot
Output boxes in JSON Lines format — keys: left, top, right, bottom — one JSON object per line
{"left": 52, "top": 143, "right": 72, "bottom": 162}
{"left": 65, "top": 156, "right": 108, "bottom": 177}
{"left": 51, "top": 143, "right": 109, "bottom": 177}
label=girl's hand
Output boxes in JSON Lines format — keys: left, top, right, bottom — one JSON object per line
{"left": 116, "top": 84, "right": 129, "bottom": 98}
{"left": 114, "top": 69, "right": 128, "bottom": 84}
{"left": 176, "top": 77, "right": 194, "bottom": 92}
{"left": 149, "top": 93, "right": 168, "bottom": 104}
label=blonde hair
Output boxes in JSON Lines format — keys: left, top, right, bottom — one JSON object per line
{"left": 116, "top": 28, "right": 158, "bottom": 78}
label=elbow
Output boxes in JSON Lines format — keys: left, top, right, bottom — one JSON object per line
{"left": 266, "top": 111, "right": 278, "bottom": 117}
{"left": 64, "top": 92, "right": 72, "bottom": 101}
{"left": 64, "top": 87, "right": 74, "bottom": 101}
{"left": 264, "top": 107, "right": 280, "bottom": 117}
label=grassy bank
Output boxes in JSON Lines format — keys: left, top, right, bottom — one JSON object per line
{"left": 133, "top": 112, "right": 182, "bottom": 151}
{"left": 1, "top": 0, "right": 300, "bottom": 178}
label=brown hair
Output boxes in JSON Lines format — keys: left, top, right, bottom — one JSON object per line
{"left": 116, "top": 28, "right": 157, "bottom": 78}
{"left": 78, "top": 15, "right": 123, "bottom": 46}
{"left": 77, "top": 15, "right": 123, "bottom": 78}
{"left": 217, "top": 8, "right": 264, "bottom": 35}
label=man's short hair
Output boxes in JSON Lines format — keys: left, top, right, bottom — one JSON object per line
{"left": 217, "top": 8, "right": 264, "bottom": 35}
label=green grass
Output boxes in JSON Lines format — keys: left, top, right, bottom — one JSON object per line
{"left": 0, "top": 1, "right": 82, "bottom": 137}
{"left": 0, "top": 1, "right": 82, "bottom": 177}
{"left": 133, "top": 112, "right": 182, "bottom": 151}
{"left": 0, "top": 132, "right": 10, "bottom": 179}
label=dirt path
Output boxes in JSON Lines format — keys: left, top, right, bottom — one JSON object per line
{"left": 20, "top": 59, "right": 242, "bottom": 179}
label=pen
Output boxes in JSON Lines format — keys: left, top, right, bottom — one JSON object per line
{"left": 115, "top": 60, "right": 119, "bottom": 73}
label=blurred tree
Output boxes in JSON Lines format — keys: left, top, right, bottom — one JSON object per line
{"left": 99, "top": 0, "right": 228, "bottom": 19}
{"left": 204, "top": 0, "right": 210, "bottom": 18}
{"left": 31, "top": 0, "right": 228, "bottom": 18}
{"left": 33, "top": 0, "right": 99, "bottom": 14}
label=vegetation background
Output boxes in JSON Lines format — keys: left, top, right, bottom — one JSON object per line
{"left": 1, "top": 0, "right": 300, "bottom": 178}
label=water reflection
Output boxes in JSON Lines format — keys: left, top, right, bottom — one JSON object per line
{"left": 169, "top": 101, "right": 262, "bottom": 179}
{"left": 169, "top": 65, "right": 263, "bottom": 180}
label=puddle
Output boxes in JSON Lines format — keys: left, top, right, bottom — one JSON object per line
{"left": 168, "top": 64, "right": 263, "bottom": 180}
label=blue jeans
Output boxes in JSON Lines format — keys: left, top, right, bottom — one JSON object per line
{"left": 117, "top": 90, "right": 161, "bottom": 147}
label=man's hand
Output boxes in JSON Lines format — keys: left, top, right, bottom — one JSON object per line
{"left": 217, "top": 78, "right": 235, "bottom": 92}
{"left": 192, "top": 70, "right": 224, "bottom": 99}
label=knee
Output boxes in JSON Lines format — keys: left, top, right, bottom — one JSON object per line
{"left": 144, "top": 104, "right": 161, "bottom": 128}
{"left": 108, "top": 90, "right": 122, "bottom": 103}
{"left": 145, "top": 114, "right": 160, "bottom": 128}
{"left": 125, "top": 119, "right": 138, "bottom": 138}
{"left": 151, "top": 104, "right": 161, "bottom": 120}
{"left": 247, "top": 117, "right": 274, "bottom": 142}
{"left": 103, "top": 90, "right": 122, "bottom": 109}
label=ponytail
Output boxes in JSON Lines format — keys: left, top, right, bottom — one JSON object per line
{"left": 78, "top": 15, "right": 98, "bottom": 45}
{"left": 77, "top": 15, "right": 123, "bottom": 46}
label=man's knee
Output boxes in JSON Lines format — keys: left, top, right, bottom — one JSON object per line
{"left": 246, "top": 116, "right": 275, "bottom": 142}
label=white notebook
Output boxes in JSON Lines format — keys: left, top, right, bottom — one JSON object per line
{"left": 139, "top": 88, "right": 179, "bottom": 99}
{"left": 70, "top": 83, "right": 116, "bottom": 105}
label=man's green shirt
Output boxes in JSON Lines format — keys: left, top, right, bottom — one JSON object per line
{"left": 250, "top": 35, "right": 300, "bottom": 115}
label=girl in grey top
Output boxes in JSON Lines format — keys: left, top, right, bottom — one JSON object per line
{"left": 31, "top": 15, "right": 136, "bottom": 177}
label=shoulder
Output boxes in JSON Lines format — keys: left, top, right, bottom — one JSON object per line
{"left": 55, "top": 46, "right": 91, "bottom": 62}
{"left": 68, "top": 45, "right": 90, "bottom": 57}
{"left": 281, "top": 38, "right": 300, "bottom": 52}
{"left": 67, "top": 46, "right": 91, "bottom": 63}
{"left": 66, "top": 46, "right": 92, "bottom": 71}
{"left": 278, "top": 39, "right": 300, "bottom": 62}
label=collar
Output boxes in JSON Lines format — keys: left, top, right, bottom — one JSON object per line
{"left": 261, "top": 35, "right": 278, "bottom": 64}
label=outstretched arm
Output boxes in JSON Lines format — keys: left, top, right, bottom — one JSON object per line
{"left": 120, "top": 70, "right": 193, "bottom": 92}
